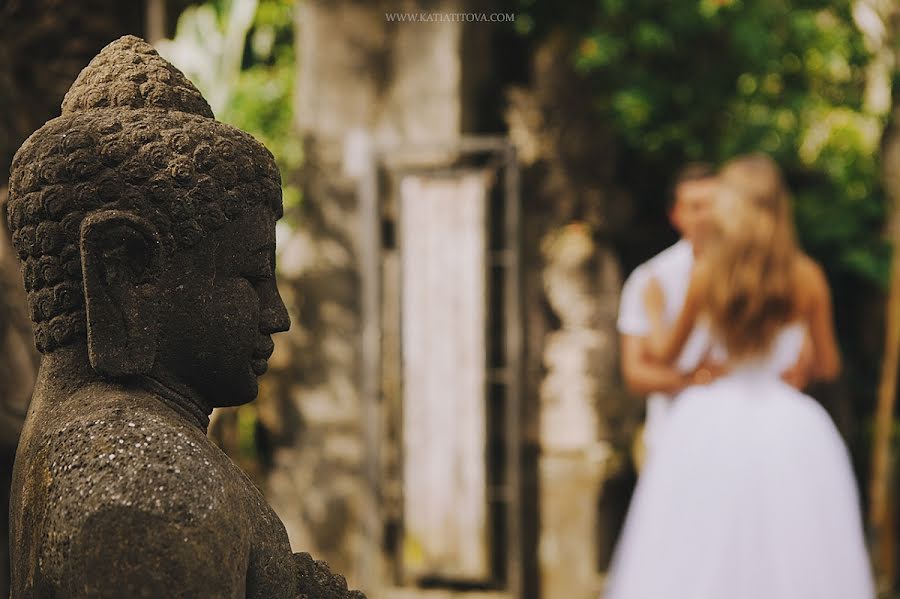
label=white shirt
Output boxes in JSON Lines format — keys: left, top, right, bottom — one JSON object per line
{"left": 618, "top": 240, "right": 700, "bottom": 452}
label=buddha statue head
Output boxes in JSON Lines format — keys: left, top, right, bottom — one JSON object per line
{"left": 6, "top": 35, "right": 290, "bottom": 411}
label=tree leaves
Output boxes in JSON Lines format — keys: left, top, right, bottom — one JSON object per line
{"left": 516, "top": 0, "right": 888, "bottom": 285}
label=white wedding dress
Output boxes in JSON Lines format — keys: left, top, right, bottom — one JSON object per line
{"left": 604, "top": 322, "right": 875, "bottom": 599}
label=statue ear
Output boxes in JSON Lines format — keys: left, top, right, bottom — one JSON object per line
{"left": 80, "top": 210, "right": 163, "bottom": 377}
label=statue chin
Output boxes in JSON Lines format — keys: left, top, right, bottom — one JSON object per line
{"left": 207, "top": 371, "right": 260, "bottom": 408}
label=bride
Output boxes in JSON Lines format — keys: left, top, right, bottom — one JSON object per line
{"left": 603, "top": 154, "right": 874, "bottom": 599}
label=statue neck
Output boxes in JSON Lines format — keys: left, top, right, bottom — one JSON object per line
{"left": 35, "top": 345, "right": 212, "bottom": 433}
{"left": 136, "top": 375, "right": 211, "bottom": 432}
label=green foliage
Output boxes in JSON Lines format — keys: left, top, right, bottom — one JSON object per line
{"left": 161, "top": 0, "right": 300, "bottom": 210}
{"left": 516, "top": 0, "right": 890, "bottom": 285}
{"left": 220, "top": 0, "right": 301, "bottom": 210}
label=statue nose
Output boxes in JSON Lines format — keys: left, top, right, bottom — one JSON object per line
{"left": 261, "top": 288, "right": 290, "bottom": 334}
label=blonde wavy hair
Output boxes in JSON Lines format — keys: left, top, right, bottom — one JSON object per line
{"left": 705, "top": 153, "right": 799, "bottom": 358}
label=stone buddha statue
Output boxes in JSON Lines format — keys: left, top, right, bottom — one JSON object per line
{"left": 5, "top": 35, "right": 365, "bottom": 599}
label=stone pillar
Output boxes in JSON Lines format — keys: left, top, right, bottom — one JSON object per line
{"left": 506, "top": 32, "right": 638, "bottom": 599}
{"left": 537, "top": 226, "right": 618, "bottom": 599}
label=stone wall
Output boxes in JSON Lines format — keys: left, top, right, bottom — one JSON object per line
{"left": 263, "top": 4, "right": 632, "bottom": 597}
{"left": 262, "top": 0, "right": 477, "bottom": 592}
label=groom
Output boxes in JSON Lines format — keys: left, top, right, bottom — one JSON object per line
{"left": 618, "top": 164, "right": 720, "bottom": 460}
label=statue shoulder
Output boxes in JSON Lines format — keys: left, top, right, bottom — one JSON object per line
{"left": 28, "top": 400, "right": 246, "bottom": 520}
{"left": 17, "top": 404, "right": 256, "bottom": 598}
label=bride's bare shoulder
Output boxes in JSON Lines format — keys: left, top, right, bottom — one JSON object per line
{"left": 792, "top": 252, "right": 829, "bottom": 307}
{"left": 793, "top": 252, "right": 826, "bottom": 282}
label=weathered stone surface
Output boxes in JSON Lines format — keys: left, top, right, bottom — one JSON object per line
{"left": 260, "top": 1, "right": 482, "bottom": 590}
{"left": 538, "top": 454, "right": 606, "bottom": 599}
{"left": 505, "top": 30, "right": 637, "bottom": 596}
{"left": 6, "top": 35, "right": 364, "bottom": 598}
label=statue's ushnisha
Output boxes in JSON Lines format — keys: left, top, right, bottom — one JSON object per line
{"left": 6, "top": 35, "right": 364, "bottom": 599}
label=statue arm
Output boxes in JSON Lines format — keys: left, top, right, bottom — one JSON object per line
{"left": 293, "top": 552, "right": 367, "bottom": 599}
{"left": 60, "top": 505, "right": 249, "bottom": 599}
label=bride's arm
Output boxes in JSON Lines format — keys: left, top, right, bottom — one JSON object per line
{"left": 644, "top": 268, "right": 705, "bottom": 365}
{"left": 799, "top": 257, "right": 841, "bottom": 381}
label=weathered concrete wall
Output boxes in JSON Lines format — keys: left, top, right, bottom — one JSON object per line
{"left": 269, "top": 5, "right": 632, "bottom": 598}
{"left": 264, "top": 0, "right": 475, "bottom": 592}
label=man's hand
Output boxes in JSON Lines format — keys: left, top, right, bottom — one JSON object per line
{"left": 682, "top": 359, "right": 728, "bottom": 390}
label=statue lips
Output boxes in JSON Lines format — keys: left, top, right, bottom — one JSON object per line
{"left": 251, "top": 337, "right": 274, "bottom": 376}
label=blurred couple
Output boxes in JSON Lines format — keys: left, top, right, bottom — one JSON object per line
{"left": 605, "top": 155, "right": 874, "bottom": 599}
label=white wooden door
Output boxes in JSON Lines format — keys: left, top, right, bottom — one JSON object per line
{"left": 399, "top": 170, "right": 490, "bottom": 582}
